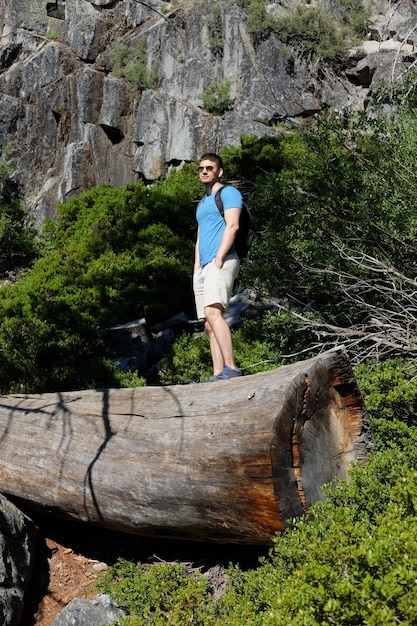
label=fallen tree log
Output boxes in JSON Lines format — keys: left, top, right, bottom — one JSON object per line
{"left": 0, "top": 346, "right": 374, "bottom": 545}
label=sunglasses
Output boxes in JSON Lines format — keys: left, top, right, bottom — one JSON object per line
{"left": 198, "top": 165, "right": 215, "bottom": 172}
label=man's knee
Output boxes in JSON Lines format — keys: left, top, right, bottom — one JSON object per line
{"left": 204, "top": 303, "right": 223, "bottom": 323}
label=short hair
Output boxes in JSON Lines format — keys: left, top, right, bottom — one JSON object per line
{"left": 199, "top": 153, "right": 223, "bottom": 170}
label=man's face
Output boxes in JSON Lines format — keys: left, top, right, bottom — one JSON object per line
{"left": 198, "top": 159, "right": 222, "bottom": 184}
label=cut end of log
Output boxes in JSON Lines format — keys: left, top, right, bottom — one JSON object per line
{"left": 274, "top": 346, "right": 375, "bottom": 524}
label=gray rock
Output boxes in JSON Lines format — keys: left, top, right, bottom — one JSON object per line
{"left": 104, "top": 317, "right": 152, "bottom": 374}
{"left": 0, "top": 0, "right": 416, "bottom": 223}
{"left": 0, "top": 94, "right": 19, "bottom": 145}
{"left": 51, "top": 593, "right": 126, "bottom": 626}
{"left": 99, "top": 76, "right": 128, "bottom": 135}
{"left": 0, "top": 494, "right": 37, "bottom": 626}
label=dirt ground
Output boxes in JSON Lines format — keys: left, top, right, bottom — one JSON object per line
{"left": 19, "top": 515, "right": 147, "bottom": 626}
{"left": 26, "top": 538, "right": 108, "bottom": 626}
{"left": 20, "top": 514, "right": 266, "bottom": 626}
{"left": 20, "top": 517, "right": 118, "bottom": 626}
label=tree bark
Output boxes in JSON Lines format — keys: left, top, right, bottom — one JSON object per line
{"left": 0, "top": 346, "right": 374, "bottom": 545}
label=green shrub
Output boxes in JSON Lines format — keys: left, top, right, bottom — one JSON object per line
{"left": 110, "top": 366, "right": 146, "bottom": 389}
{"left": 274, "top": 0, "right": 368, "bottom": 58}
{"left": 0, "top": 177, "right": 197, "bottom": 393}
{"left": 0, "top": 146, "right": 38, "bottom": 274}
{"left": 355, "top": 359, "right": 417, "bottom": 427}
{"left": 205, "top": 4, "right": 224, "bottom": 55}
{"left": 209, "top": 426, "right": 417, "bottom": 625}
{"left": 274, "top": 5, "right": 344, "bottom": 59}
{"left": 219, "top": 133, "right": 290, "bottom": 181}
{"left": 332, "top": 0, "right": 370, "bottom": 35}
{"left": 245, "top": 0, "right": 273, "bottom": 36}
{"left": 158, "top": 332, "right": 212, "bottom": 385}
{"left": 233, "top": 106, "right": 417, "bottom": 361}
{"left": 96, "top": 559, "right": 212, "bottom": 624}
{"left": 373, "top": 66, "right": 417, "bottom": 109}
{"left": 46, "top": 27, "right": 60, "bottom": 40}
{"left": 199, "top": 80, "right": 234, "bottom": 116}
{"left": 235, "top": 0, "right": 368, "bottom": 45}
{"left": 111, "top": 40, "right": 159, "bottom": 91}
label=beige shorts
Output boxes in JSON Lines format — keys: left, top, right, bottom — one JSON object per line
{"left": 193, "top": 253, "right": 240, "bottom": 320}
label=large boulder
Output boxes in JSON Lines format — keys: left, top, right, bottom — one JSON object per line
{"left": 0, "top": 494, "right": 37, "bottom": 626}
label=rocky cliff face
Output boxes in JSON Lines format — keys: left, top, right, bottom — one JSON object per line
{"left": 0, "top": 0, "right": 416, "bottom": 224}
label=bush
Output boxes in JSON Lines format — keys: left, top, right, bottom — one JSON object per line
{"left": 0, "top": 177, "right": 198, "bottom": 393}
{"left": 232, "top": 106, "right": 417, "bottom": 360}
{"left": 158, "top": 332, "right": 213, "bottom": 385}
{"left": 244, "top": 0, "right": 273, "bottom": 36}
{"left": 332, "top": 0, "right": 370, "bottom": 36}
{"left": 219, "top": 474, "right": 417, "bottom": 625}
{"left": 235, "top": 0, "right": 368, "bottom": 47}
{"left": 273, "top": 0, "right": 368, "bottom": 58}
{"left": 111, "top": 40, "right": 159, "bottom": 91}
{"left": 355, "top": 358, "right": 417, "bottom": 427}
{"left": 0, "top": 146, "right": 38, "bottom": 274}
{"left": 96, "top": 560, "right": 212, "bottom": 624}
{"left": 275, "top": 5, "right": 344, "bottom": 59}
{"left": 205, "top": 4, "right": 224, "bottom": 55}
{"left": 199, "top": 80, "right": 234, "bottom": 116}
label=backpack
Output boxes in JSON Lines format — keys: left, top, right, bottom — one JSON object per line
{"left": 214, "top": 185, "right": 254, "bottom": 260}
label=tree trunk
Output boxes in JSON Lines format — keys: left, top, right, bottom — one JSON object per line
{"left": 0, "top": 346, "right": 374, "bottom": 545}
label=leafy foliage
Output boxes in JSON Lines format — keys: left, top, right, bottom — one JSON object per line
{"left": 205, "top": 4, "right": 224, "bottom": 55}
{"left": 355, "top": 359, "right": 417, "bottom": 427}
{"left": 97, "top": 560, "right": 212, "bottom": 624}
{"left": 199, "top": 80, "right": 234, "bottom": 116}
{"left": 275, "top": 5, "right": 345, "bottom": 59}
{"left": 334, "top": 0, "right": 371, "bottom": 35}
{"left": 235, "top": 0, "right": 369, "bottom": 56}
{"left": 46, "top": 26, "right": 60, "bottom": 40}
{"left": 242, "top": 0, "right": 273, "bottom": 36}
{"left": 0, "top": 173, "right": 199, "bottom": 393}
{"left": 0, "top": 146, "right": 38, "bottom": 274}
{"left": 214, "top": 470, "right": 417, "bottom": 625}
{"left": 111, "top": 40, "right": 159, "bottom": 91}
{"left": 233, "top": 97, "right": 417, "bottom": 360}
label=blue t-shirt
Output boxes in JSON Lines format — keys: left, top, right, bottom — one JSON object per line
{"left": 196, "top": 185, "right": 243, "bottom": 265}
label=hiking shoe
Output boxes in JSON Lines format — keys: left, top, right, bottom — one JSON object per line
{"left": 207, "top": 373, "right": 227, "bottom": 382}
{"left": 204, "top": 367, "right": 242, "bottom": 382}
{"left": 221, "top": 365, "right": 242, "bottom": 379}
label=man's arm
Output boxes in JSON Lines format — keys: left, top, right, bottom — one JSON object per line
{"left": 214, "top": 207, "right": 241, "bottom": 269}
{"left": 194, "top": 227, "right": 201, "bottom": 273}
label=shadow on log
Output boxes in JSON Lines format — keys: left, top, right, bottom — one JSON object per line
{"left": 0, "top": 346, "right": 374, "bottom": 545}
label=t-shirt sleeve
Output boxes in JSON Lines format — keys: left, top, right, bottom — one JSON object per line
{"left": 221, "top": 186, "right": 243, "bottom": 211}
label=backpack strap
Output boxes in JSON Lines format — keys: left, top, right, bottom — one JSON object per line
{"left": 214, "top": 185, "right": 229, "bottom": 219}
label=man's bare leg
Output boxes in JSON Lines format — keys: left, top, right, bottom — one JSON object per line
{"left": 204, "top": 304, "right": 237, "bottom": 374}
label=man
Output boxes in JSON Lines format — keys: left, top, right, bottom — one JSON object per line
{"left": 193, "top": 152, "right": 243, "bottom": 381}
